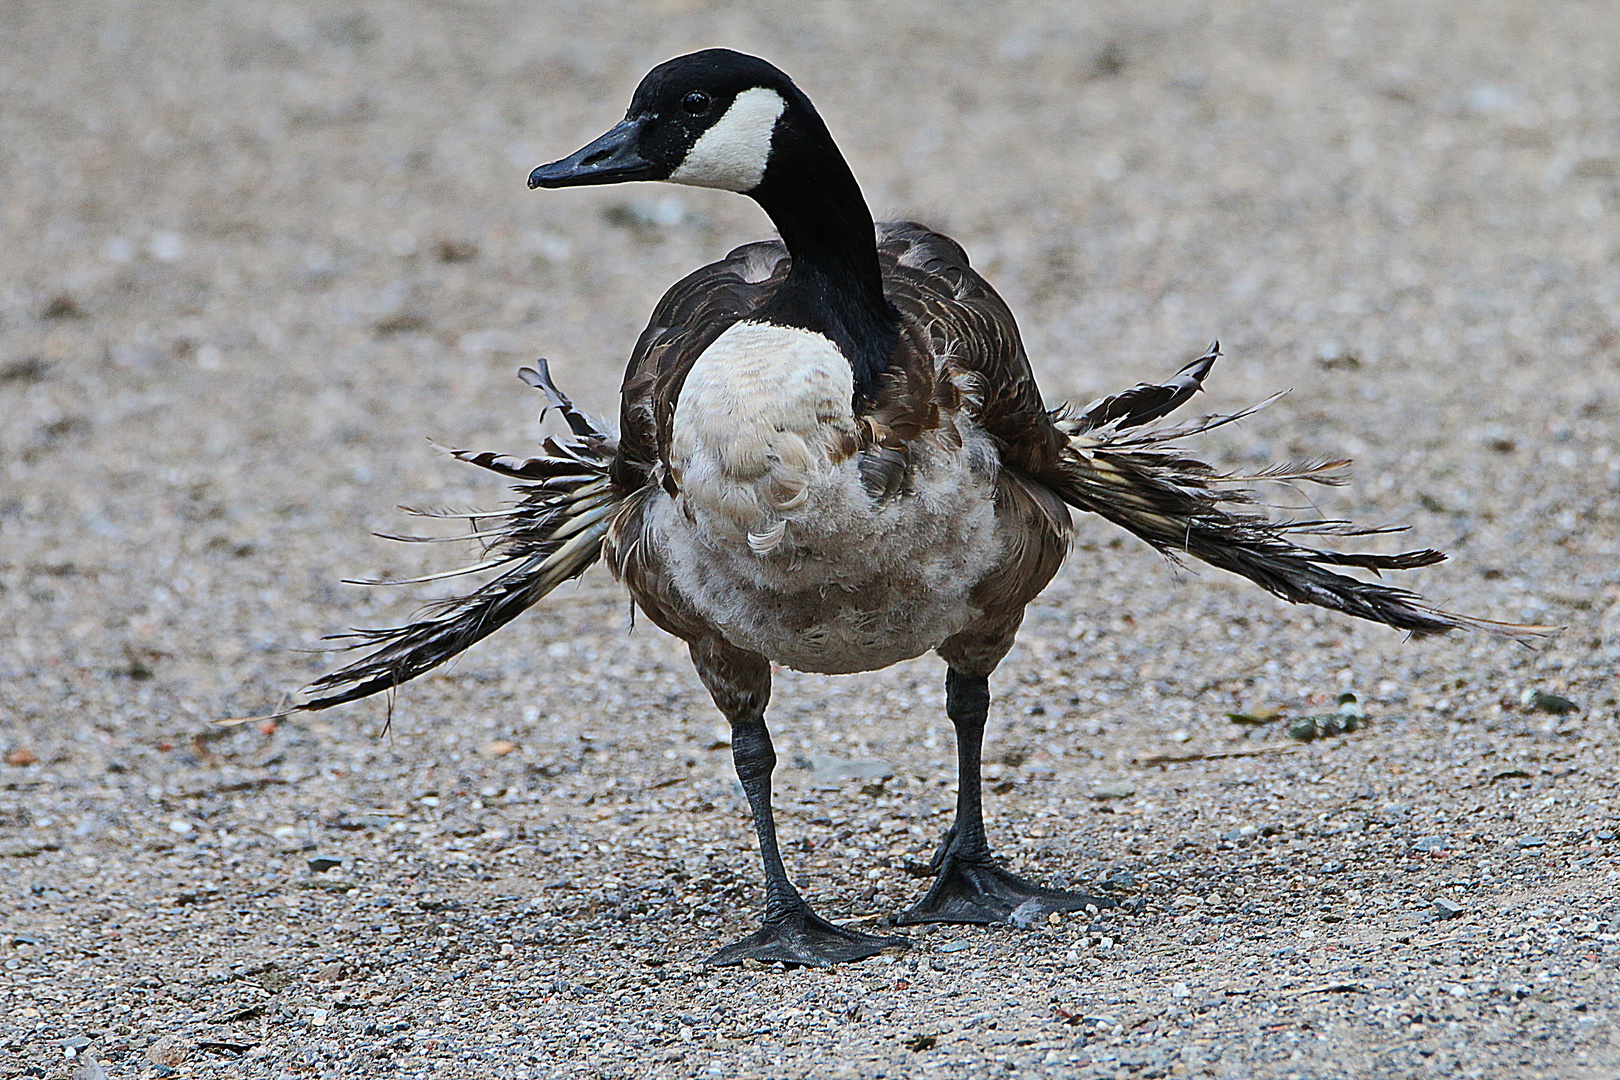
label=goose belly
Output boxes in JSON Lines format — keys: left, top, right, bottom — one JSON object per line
{"left": 656, "top": 322, "right": 1005, "bottom": 673}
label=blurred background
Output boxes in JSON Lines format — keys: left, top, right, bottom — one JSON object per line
{"left": 2, "top": 0, "right": 1616, "bottom": 802}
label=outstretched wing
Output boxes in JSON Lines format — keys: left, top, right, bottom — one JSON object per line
{"left": 1042, "top": 367, "right": 1551, "bottom": 641}
{"left": 277, "top": 362, "right": 623, "bottom": 715}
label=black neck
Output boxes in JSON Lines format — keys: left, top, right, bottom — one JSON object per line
{"left": 747, "top": 110, "right": 897, "bottom": 404}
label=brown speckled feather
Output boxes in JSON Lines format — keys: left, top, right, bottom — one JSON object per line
{"left": 875, "top": 223, "right": 1063, "bottom": 476}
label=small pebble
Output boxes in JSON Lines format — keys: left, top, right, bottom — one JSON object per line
{"left": 1434, "top": 898, "right": 1465, "bottom": 919}
{"left": 1289, "top": 710, "right": 1360, "bottom": 741}
{"left": 1287, "top": 716, "right": 1320, "bottom": 741}
{"left": 145, "top": 1035, "right": 188, "bottom": 1068}
{"left": 1522, "top": 688, "right": 1580, "bottom": 715}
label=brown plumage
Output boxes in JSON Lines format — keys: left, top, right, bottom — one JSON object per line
{"left": 299, "top": 360, "right": 619, "bottom": 711}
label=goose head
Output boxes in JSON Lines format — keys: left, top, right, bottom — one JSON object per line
{"left": 530, "top": 49, "right": 896, "bottom": 403}
{"left": 529, "top": 49, "right": 817, "bottom": 195}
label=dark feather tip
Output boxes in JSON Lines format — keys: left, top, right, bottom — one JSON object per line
{"left": 1076, "top": 343, "right": 1222, "bottom": 432}
{"left": 520, "top": 359, "right": 599, "bottom": 438}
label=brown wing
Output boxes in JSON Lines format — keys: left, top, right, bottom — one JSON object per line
{"left": 873, "top": 222, "right": 1065, "bottom": 476}
{"left": 871, "top": 223, "right": 1073, "bottom": 662}
{"left": 613, "top": 240, "right": 791, "bottom": 492}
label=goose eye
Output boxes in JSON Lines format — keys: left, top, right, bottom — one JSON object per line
{"left": 681, "top": 91, "right": 712, "bottom": 116}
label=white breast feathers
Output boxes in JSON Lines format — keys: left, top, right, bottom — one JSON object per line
{"left": 669, "top": 321, "right": 856, "bottom": 554}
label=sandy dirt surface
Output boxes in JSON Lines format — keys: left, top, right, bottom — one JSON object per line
{"left": 3, "top": 2, "right": 1618, "bottom": 1078}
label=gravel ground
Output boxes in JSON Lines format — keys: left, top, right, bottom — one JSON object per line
{"left": 3, "top": 2, "right": 1618, "bottom": 1078}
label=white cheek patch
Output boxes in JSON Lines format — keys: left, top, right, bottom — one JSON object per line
{"left": 668, "top": 87, "right": 786, "bottom": 192}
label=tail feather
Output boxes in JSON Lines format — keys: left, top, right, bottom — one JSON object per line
{"left": 296, "top": 360, "right": 623, "bottom": 712}
{"left": 1047, "top": 349, "right": 1549, "bottom": 641}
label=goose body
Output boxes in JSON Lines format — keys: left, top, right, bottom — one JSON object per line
{"left": 296, "top": 49, "right": 1538, "bottom": 968}
{"left": 654, "top": 360, "right": 1007, "bottom": 674}
{"left": 619, "top": 230, "right": 1053, "bottom": 677}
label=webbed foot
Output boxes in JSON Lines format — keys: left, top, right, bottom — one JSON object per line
{"left": 899, "top": 855, "right": 1115, "bottom": 926}
{"left": 705, "top": 905, "right": 909, "bottom": 967}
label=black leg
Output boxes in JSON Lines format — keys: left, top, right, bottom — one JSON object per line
{"left": 689, "top": 638, "right": 908, "bottom": 967}
{"left": 900, "top": 668, "right": 1114, "bottom": 926}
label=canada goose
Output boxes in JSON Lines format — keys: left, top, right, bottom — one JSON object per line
{"left": 285, "top": 49, "right": 1539, "bottom": 967}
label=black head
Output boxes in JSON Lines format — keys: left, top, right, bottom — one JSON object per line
{"left": 529, "top": 49, "right": 808, "bottom": 193}
{"left": 530, "top": 49, "right": 895, "bottom": 401}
